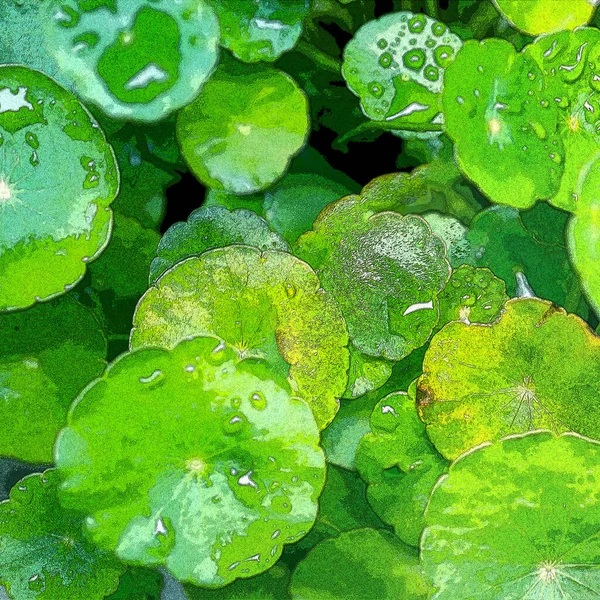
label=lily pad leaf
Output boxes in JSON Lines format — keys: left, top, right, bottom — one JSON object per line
{"left": 296, "top": 196, "right": 450, "bottom": 361}
{"left": 0, "top": 65, "right": 118, "bottom": 311}
{"left": 132, "top": 246, "right": 349, "bottom": 430}
{"left": 422, "top": 431, "right": 600, "bottom": 600}
{"left": 0, "top": 470, "right": 124, "bottom": 600}
{"left": 206, "top": 0, "right": 310, "bottom": 63}
{"left": 55, "top": 336, "right": 325, "bottom": 588}
{"left": 443, "top": 38, "right": 563, "bottom": 209}
{"left": 493, "top": 0, "right": 596, "bottom": 36}
{"left": 417, "top": 298, "right": 600, "bottom": 460}
{"left": 290, "top": 529, "right": 428, "bottom": 600}
{"left": 149, "top": 207, "right": 289, "bottom": 284}
{"left": 356, "top": 389, "right": 447, "bottom": 547}
{"left": 0, "top": 296, "right": 106, "bottom": 463}
{"left": 342, "top": 11, "right": 462, "bottom": 132}
{"left": 177, "top": 59, "right": 309, "bottom": 194}
{"left": 44, "top": 0, "right": 220, "bottom": 122}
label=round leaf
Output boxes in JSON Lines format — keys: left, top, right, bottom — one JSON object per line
{"left": 133, "top": 247, "right": 349, "bottom": 429}
{"left": 176, "top": 59, "right": 309, "bottom": 194}
{"left": 443, "top": 38, "right": 563, "bottom": 209}
{"left": 418, "top": 298, "right": 600, "bottom": 460}
{"left": 55, "top": 336, "right": 325, "bottom": 588}
{"left": 493, "top": 0, "right": 596, "bottom": 35}
{"left": 342, "top": 11, "right": 462, "bottom": 132}
{"left": 0, "top": 296, "right": 106, "bottom": 463}
{"left": 207, "top": 0, "right": 310, "bottom": 63}
{"left": 290, "top": 529, "right": 428, "bottom": 600}
{"left": 149, "top": 206, "right": 289, "bottom": 284}
{"left": 0, "top": 65, "right": 118, "bottom": 311}
{"left": 44, "top": 0, "right": 220, "bottom": 122}
{"left": 0, "top": 470, "right": 124, "bottom": 600}
{"left": 422, "top": 431, "right": 600, "bottom": 599}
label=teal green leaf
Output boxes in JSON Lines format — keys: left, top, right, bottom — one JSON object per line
{"left": 296, "top": 196, "right": 450, "bottom": 361}
{"left": 0, "top": 470, "right": 124, "bottom": 600}
{"left": 149, "top": 207, "right": 289, "bottom": 284}
{"left": 132, "top": 247, "right": 349, "bottom": 429}
{"left": 493, "top": 0, "right": 596, "bottom": 35}
{"left": 0, "top": 296, "right": 106, "bottom": 463}
{"left": 55, "top": 336, "right": 325, "bottom": 588}
{"left": 0, "top": 65, "right": 118, "bottom": 311}
{"left": 44, "top": 0, "right": 219, "bottom": 122}
{"left": 417, "top": 298, "right": 600, "bottom": 460}
{"left": 422, "top": 432, "right": 600, "bottom": 600}
{"left": 443, "top": 38, "right": 563, "bottom": 209}
{"left": 342, "top": 11, "right": 462, "bottom": 132}
{"left": 356, "top": 389, "right": 447, "bottom": 547}
{"left": 207, "top": 0, "right": 310, "bottom": 63}
{"left": 177, "top": 59, "right": 309, "bottom": 194}
{"left": 290, "top": 529, "right": 428, "bottom": 600}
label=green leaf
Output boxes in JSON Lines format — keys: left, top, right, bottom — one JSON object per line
{"left": 149, "top": 207, "right": 289, "bottom": 284}
{"left": 493, "top": 0, "right": 596, "bottom": 35}
{"left": 524, "top": 28, "right": 600, "bottom": 212}
{"left": 177, "top": 59, "right": 309, "bottom": 194}
{"left": 0, "top": 296, "right": 106, "bottom": 463}
{"left": 342, "top": 11, "right": 462, "bottom": 133}
{"left": 296, "top": 196, "right": 450, "bottom": 361}
{"left": 343, "top": 343, "right": 393, "bottom": 399}
{"left": 44, "top": 0, "right": 220, "bottom": 122}
{"left": 0, "top": 65, "right": 118, "bottom": 311}
{"left": 184, "top": 563, "right": 291, "bottom": 599}
{"left": 132, "top": 247, "right": 349, "bottom": 430}
{"left": 104, "top": 568, "right": 162, "bottom": 600}
{"left": 443, "top": 38, "right": 563, "bottom": 209}
{"left": 206, "top": 0, "right": 310, "bottom": 63}
{"left": 435, "top": 265, "right": 508, "bottom": 331}
{"left": 55, "top": 336, "right": 325, "bottom": 588}
{"left": 422, "top": 431, "right": 600, "bottom": 599}
{"left": 0, "top": 470, "right": 124, "bottom": 600}
{"left": 356, "top": 388, "right": 447, "bottom": 547}
{"left": 417, "top": 298, "right": 600, "bottom": 460}
{"left": 290, "top": 528, "right": 428, "bottom": 599}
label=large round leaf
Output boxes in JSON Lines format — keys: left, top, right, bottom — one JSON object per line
{"left": 149, "top": 206, "right": 288, "bottom": 284}
{"left": 0, "top": 470, "right": 124, "bottom": 600}
{"left": 290, "top": 529, "right": 428, "bottom": 599}
{"left": 296, "top": 196, "right": 450, "bottom": 361}
{"left": 493, "top": 0, "right": 596, "bottom": 35}
{"left": 0, "top": 65, "right": 118, "bottom": 311}
{"left": 342, "top": 11, "right": 462, "bottom": 132}
{"left": 176, "top": 59, "right": 309, "bottom": 194}
{"left": 418, "top": 298, "right": 600, "bottom": 460}
{"left": 207, "top": 0, "right": 310, "bottom": 63}
{"left": 443, "top": 38, "right": 563, "bottom": 209}
{"left": 55, "top": 336, "right": 325, "bottom": 588}
{"left": 132, "top": 247, "right": 349, "bottom": 429}
{"left": 44, "top": 0, "right": 220, "bottom": 122}
{"left": 0, "top": 296, "right": 106, "bottom": 463}
{"left": 422, "top": 432, "right": 600, "bottom": 599}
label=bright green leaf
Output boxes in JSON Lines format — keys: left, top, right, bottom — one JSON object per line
{"left": 343, "top": 343, "right": 393, "bottom": 399}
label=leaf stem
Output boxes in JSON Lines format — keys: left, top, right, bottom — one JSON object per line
{"left": 425, "top": 0, "right": 438, "bottom": 19}
{"left": 295, "top": 40, "right": 343, "bottom": 75}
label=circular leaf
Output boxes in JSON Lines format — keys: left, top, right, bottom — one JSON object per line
{"left": 290, "top": 528, "right": 428, "bottom": 599}
{"left": 342, "top": 11, "right": 462, "bottom": 132}
{"left": 44, "top": 0, "right": 220, "bottom": 122}
{"left": 423, "top": 432, "right": 600, "bottom": 599}
{"left": 0, "top": 296, "right": 106, "bottom": 463}
{"left": 443, "top": 38, "right": 564, "bottom": 209}
{"left": 207, "top": 0, "right": 310, "bottom": 63}
{"left": 176, "top": 59, "right": 309, "bottom": 194}
{"left": 55, "top": 336, "right": 326, "bottom": 588}
{"left": 149, "top": 206, "right": 289, "bottom": 284}
{"left": 418, "top": 298, "right": 600, "bottom": 460}
{"left": 0, "top": 65, "right": 118, "bottom": 311}
{"left": 0, "top": 470, "right": 124, "bottom": 600}
{"left": 133, "top": 247, "right": 349, "bottom": 429}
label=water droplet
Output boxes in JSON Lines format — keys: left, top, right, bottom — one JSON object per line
{"left": 250, "top": 392, "right": 267, "bottom": 411}
{"left": 379, "top": 53, "right": 393, "bottom": 68}
{"left": 25, "top": 132, "right": 39, "bottom": 149}
{"left": 368, "top": 82, "right": 384, "bottom": 98}
{"left": 223, "top": 413, "right": 248, "bottom": 434}
{"left": 184, "top": 364, "right": 195, "bottom": 373}
{"left": 377, "top": 39, "right": 387, "bottom": 49}
{"left": 139, "top": 369, "right": 163, "bottom": 385}
{"left": 28, "top": 574, "right": 45, "bottom": 592}
{"left": 403, "top": 49, "right": 425, "bottom": 71}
